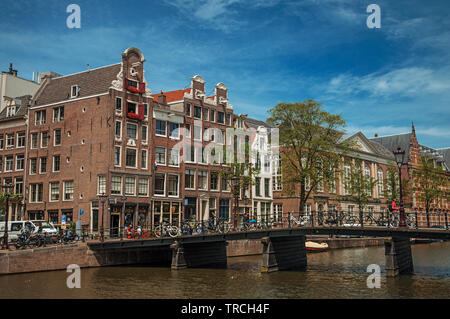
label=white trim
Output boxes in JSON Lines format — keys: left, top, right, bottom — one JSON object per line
{"left": 125, "top": 147, "right": 138, "bottom": 169}
{"left": 114, "top": 145, "right": 122, "bottom": 167}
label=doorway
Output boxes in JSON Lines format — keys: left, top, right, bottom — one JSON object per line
{"left": 110, "top": 214, "right": 120, "bottom": 238}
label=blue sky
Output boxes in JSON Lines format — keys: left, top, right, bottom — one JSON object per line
{"left": 0, "top": 0, "right": 449, "bottom": 148}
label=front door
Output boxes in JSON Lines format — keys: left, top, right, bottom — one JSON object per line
{"left": 110, "top": 214, "right": 120, "bottom": 238}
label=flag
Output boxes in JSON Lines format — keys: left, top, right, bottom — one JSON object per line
{"left": 79, "top": 209, "right": 84, "bottom": 216}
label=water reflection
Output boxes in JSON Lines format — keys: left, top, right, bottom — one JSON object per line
{"left": 0, "top": 242, "right": 449, "bottom": 299}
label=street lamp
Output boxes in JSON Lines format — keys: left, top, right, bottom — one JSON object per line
{"left": 98, "top": 193, "right": 108, "bottom": 242}
{"left": 393, "top": 147, "right": 407, "bottom": 228}
{"left": 1, "top": 183, "right": 14, "bottom": 250}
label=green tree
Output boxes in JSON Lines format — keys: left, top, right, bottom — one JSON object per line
{"left": 266, "top": 99, "right": 350, "bottom": 213}
{"left": 412, "top": 154, "right": 448, "bottom": 227}
{"left": 346, "top": 160, "right": 378, "bottom": 221}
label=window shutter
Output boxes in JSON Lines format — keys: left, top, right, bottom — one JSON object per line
{"left": 138, "top": 104, "right": 145, "bottom": 120}
{"left": 139, "top": 82, "right": 146, "bottom": 94}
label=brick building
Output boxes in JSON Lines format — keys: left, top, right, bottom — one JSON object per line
{"left": 26, "top": 47, "right": 153, "bottom": 233}
{"left": 0, "top": 95, "right": 32, "bottom": 221}
{"left": 272, "top": 131, "right": 397, "bottom": 217}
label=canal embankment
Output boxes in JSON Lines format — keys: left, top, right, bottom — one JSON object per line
{"left": 0, "top": 237, "right": 387, "bottom": 275}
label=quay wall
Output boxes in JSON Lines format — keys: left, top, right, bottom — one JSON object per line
{"left": 1, "top": 237, "right": 386, "bottom": 275}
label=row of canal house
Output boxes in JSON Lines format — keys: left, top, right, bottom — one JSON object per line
{"left": 1, "top": 47, "right": 448, "bottom": 232}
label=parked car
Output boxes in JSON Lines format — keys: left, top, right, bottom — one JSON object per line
{"left": 0, "top": 220, "right": 58, "bottom": 242}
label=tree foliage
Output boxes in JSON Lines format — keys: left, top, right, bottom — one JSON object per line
{"left": 345, "top": 160, "right": 378, "bottom": 213}
{"left": 266, "top": 99, "right": 349, "bottom": 212}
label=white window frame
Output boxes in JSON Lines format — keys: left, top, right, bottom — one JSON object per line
{"left": 49, "top": 182, "right": 60, "bottom": 202}
{"left": 15, "top": 154, "right": 24, "bottom": 171}
{"left": 114, "top": 146, "right": 122, "bottom": 167}
{"left": 125, "top": 147, "right": 138, "bottom": 169}
{"left": 138, "top": 178, "right": 149, "bottom": 197}
{"left": 53, "top": 129, "right": 62, "bottom": 146}
{"left": 16, "top": 132, "right": 25, "bottom": 148}
{"left": 154, "top": 173, "right": 166, "bottom": 196}
{"left": 115, "top": 120, "right": 122, "bottom": 139}
{"left": 126, "top": 122, "right": 138, "bottom": 140}
{"left": 97, "top": 175, "right": 106, "bottom": 195}
{"left": 111, "top": 176, "right": 123, "bottom": 195}
{"left": 168, "top": 174, "right": 180, "bottom": 197}
{"left": 155, "top": 146, "right": 167, "bottom": 166}
{"left": 125, "top": 177, "right": 136, "bottom": 196}
{"left": 141, "top": 149, "right": 148, "bottom": 170}
{"left": 53, "top": 155, "right": 61, "bottom": 172}
{"left": 142, "top": 125, "right": 148, "bottom": 144}
{"left": 63, "top": 180, "right": 74, "bottom": 201}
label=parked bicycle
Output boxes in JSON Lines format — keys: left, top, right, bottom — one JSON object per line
{"left": 154, "top": 221, "right": 179, "bottom": 238}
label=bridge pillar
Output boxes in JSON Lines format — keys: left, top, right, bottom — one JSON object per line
{"left": 171, "top": 240, "right": 228, "bottom": 270}
{"left": 261, "top": 236, "right": 307, "bottom": 273}
{"left": 385, "top": 237, "right": 414, "bottom": 277}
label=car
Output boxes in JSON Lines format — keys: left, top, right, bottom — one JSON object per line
{"left": 0, "top": 220, "right": 58, "bottom": 243}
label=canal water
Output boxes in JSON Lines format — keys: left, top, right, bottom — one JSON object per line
{"left": 0, "top": 242, "right": 449, "bottom": 299}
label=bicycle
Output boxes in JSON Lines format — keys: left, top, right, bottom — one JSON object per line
{"left": 154, "top": 221, "right": 179, "bottom": 238}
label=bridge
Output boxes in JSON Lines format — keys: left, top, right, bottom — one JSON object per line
{"left": 87, "top": 226, "right": 450, "bottom": 277}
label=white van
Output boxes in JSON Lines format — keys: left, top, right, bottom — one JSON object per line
{"left": 0, "top": 220, "right": 58, "bottom": 242}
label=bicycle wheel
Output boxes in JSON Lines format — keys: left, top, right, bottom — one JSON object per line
{"left": 168, "top": 226, "right": 179, "bottom": 238}
{"left": 154, "top": 226, "right": 162, "bottom": 238}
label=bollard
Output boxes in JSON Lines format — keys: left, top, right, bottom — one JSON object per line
{"left": 360, "top": 211, "right": 364, "bottom": 228}
{"left": 311, "top": 211, "right": 315, "bottom": 227}
{"left": 288, "top": 212, "right": 291, "bottom": 228}
{"left": 445, "top": 213, "right": 448, "bottom": 231}
{"left": 415, "top": 211, "right": 418, "bottom": 229}
{"left": 387, "top": 210, "right": 390, "bottom": 228}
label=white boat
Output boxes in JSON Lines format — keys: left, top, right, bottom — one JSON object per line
{"left": 306, "top": 241, "right": 329, "bottom": 252}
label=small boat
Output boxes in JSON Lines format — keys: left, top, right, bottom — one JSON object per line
{"left": 306, "top": 241, "right": 329, "bottom": 252}
{"left": 412, "top": 238, "right": 433, "bottom": 244}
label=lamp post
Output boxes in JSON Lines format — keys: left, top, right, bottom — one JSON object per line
{"left": 1, "top": 183, "right": 14, "bottom": 250}
{"left": 393, "top": 147, "right": 407, "bottom": 228}
{"left": 99, "top": 193, "right": 107, "bottom": 242}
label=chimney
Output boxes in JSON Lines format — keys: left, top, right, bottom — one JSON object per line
{"left": 158, "top": 90, "right": 166, "bottom": 104}
{"left": 374, "top": 133, "right": 378, "bottom": 137}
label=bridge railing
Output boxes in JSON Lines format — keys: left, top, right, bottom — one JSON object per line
{"left": 285, "top": 210, "right": 449, "bottom": 230}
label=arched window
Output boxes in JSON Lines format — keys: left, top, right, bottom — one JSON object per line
{"left": 364, "top": 163, "right": 372, "bottom": 196}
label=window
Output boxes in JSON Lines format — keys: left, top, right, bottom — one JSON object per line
{"left": 7, "top": 106, "right": 16, "bottom": 117}
{"left": 30, "top": 158, "right": 37, "bottom": 174}
{"left": 0, "top": 134, "right": 3, "bottom": 149}
{"left": 31, "top": 133, "right": 38, "bottom": 149}
{"left": 209, "top": 128, "right": 215, "bottom": 142}
{"left": 378, "top": 168, "right": 384, "bottom": 197}
{"left": 6, "top": 134, "right": 14, "bottom": 147}
{"left": 364, "top": 164, "right": 371, "bottom": 196}
{"left": 138, "top": 178, "right": 149, "bottom": 196}
{"left": 126, "top": 123, "right": 137, "bottom": 139}
{"left": 255, "top": 178, "right": 261, "bottom": 197}
{"left": 97, "top": 175, "right": 106, "bottom": 195}
{"left": 125, "top": 177, "right": 136, "bottom": 196}
{"left": 16, "top": 154, "right": 24, "bottom": 171}
{"left": 186, "top": 103, "right": 191, "bottom": 116}
{"left": 53, "top": 106, "right": 64, "bottom": 122}
{"left": 272, "top": 155, "right": 282, "bottom": 191}
{"left": 141, "top": 149, "right": 148, "bottom": 169}
{"left": 194, "top": 106, "right": 202, "bottom": 119}
{"left": 5, "top": 155, "right": 13, "bottom": 172}
{"left": 264, "top": 155, "right": 270, "bottom": 173}
{"left": 210, "top": 109, "right": 215, "bottom": 122}
{"left": 194, "top": 125, "right": 201, "bottom": 141}
{"left": 15, "top": 177, "right": 23, "bottom": 195}
{"left": 17, "top": 132, "right": 25, "bottom": 148}
{"left": 185, "top": 145, "right": 196, "bottom": 163}
{"left": 328, "top": 164, "right": 336, "bottom": 194}
{"left": 218, "top": 112, "right": 224, "bottom": 124}
{"left": 344, "top": 163, "right": 351, "bottom": 195}
{"left": 185, "top": 169, "right": 195, "bottom": 189}
{"left": 184, "top": 124, "right": 191, "bottom": 140}
{"left": 274, "top": 204, "right": 283, "bottom": 222}
{"left": 210, "top": 172, "right": 219, "bottom": 190}
{"left": 155, "top": 147, "right": 166, "bottom": 165}
{"left": 114, "top": 146, "right": 121, "bottom": 166}
{"left": 54, "top": 129, "right": 61, "bottom": 146}
{"left": 142, "top": 125, "right": 148, "bottom": 143}
{"left": 143, "top": 104, "right": 148, "bottom": 118}
{"left": 198, "top": 171, "right": 208, "bottom": 190}
{"left": 264, "top": 178, "right": 270, "bottom": 197}
{"left": 154, "top": 173, "right": 165, "bottom": 195}
{"left": 53, "top": 155, "right": 60, "bottom": 172}
{"left": 156, "top": 120, "right": 166, "bottom": 136}
{"left": 202, "top": 108, "right": 209, "bottom": 121}
{"left": 226, "top": 113, "right": 231, "bottom": 126}
{"left": 115, "top": 121, "right": 122, "bottom": 137}
{"left": 116, "top": 97, "right": 122, "bottom": 113}
{"left": 169, "top": 148, "right": 180, "bottom": 167}
{"left": 71, "top": 85, "right": 79, "bottom": 98}
{"left": 168, "top": 175, "right": 179, "bottom": 197}
{"left": 50, "top": 182, "right": 60, "bottom": 201}
{"left": 111, "top": 176, "right": 122, "bottom": 195}
{"left": 198, "top": 146, "right": 207, "bottom": 164}
{"left": 63, "top": 181, "right": 74, "bottom": 200}
{"left": 39, "top": 157, "right": 47, "bottom": 173}
{"left": 40, "top": 131, "right": 48, "bottom": 148}
{"left": 0, "top": 156, "right": 2, "bottom": 171}
{"left": 127, "top": 102, "right": 137, "bottom": 114}
{"left": 30, "top": 183, "right": 43, "bottom": 203}
{"left": 169, "top": 123, "right": 179, "bottom": 139}
{"left": 35, "top": 110, "right": 46, "bottom": 125}
{"left": 126, "top": 148, "right": 137, "bottom": 167}
{"left": 222, "top": 177, "right": 230, "bottom": 191}
{"left": 219, "top": 199, "right": 230, "bottom": 220}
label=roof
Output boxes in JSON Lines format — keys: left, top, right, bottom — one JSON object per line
{"left": 369, "top": 133, "right": 412, "bottom": 164}
{"left": 34, "top": 63, "right": 121, "bottom": 106}
{"left": 437, "top": 148, "right": 450, "bottom": 171}
{"left": 152, "top": 88, "right": 190, "bottom": 103}
{"left": 342, "top": 131, "right": 395, "bottom": 160}
{"left": 245, "top": 117, "right": 271, "bottom": 129}
{"left": 0, "top": 95, "right": 32, "bottom": 122}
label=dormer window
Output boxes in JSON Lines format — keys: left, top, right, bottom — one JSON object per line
{"left": 71, "top": 85, "right": 80, "bottom": 98}
{"left": 6, "top": 106, "right": 16, "bottom": 117}
{"left": 128, "top": 80, "right": 138, "bottom": 88}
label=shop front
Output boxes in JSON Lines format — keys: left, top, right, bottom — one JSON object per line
{"left": 152, "top": 200, "right": 181, "bottom": 228}
{"left": 110, "top": 205, "right": 122, "bottom": 237}
{"left": 137, "top": 204, "right": 149, "bottom": 228}
{"left": 28, "top": 210, "right": 44, "bottom": 220}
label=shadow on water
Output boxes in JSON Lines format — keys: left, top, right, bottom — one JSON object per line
{"left": 0, "top": 242, "right": 449, "bottom": 298}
